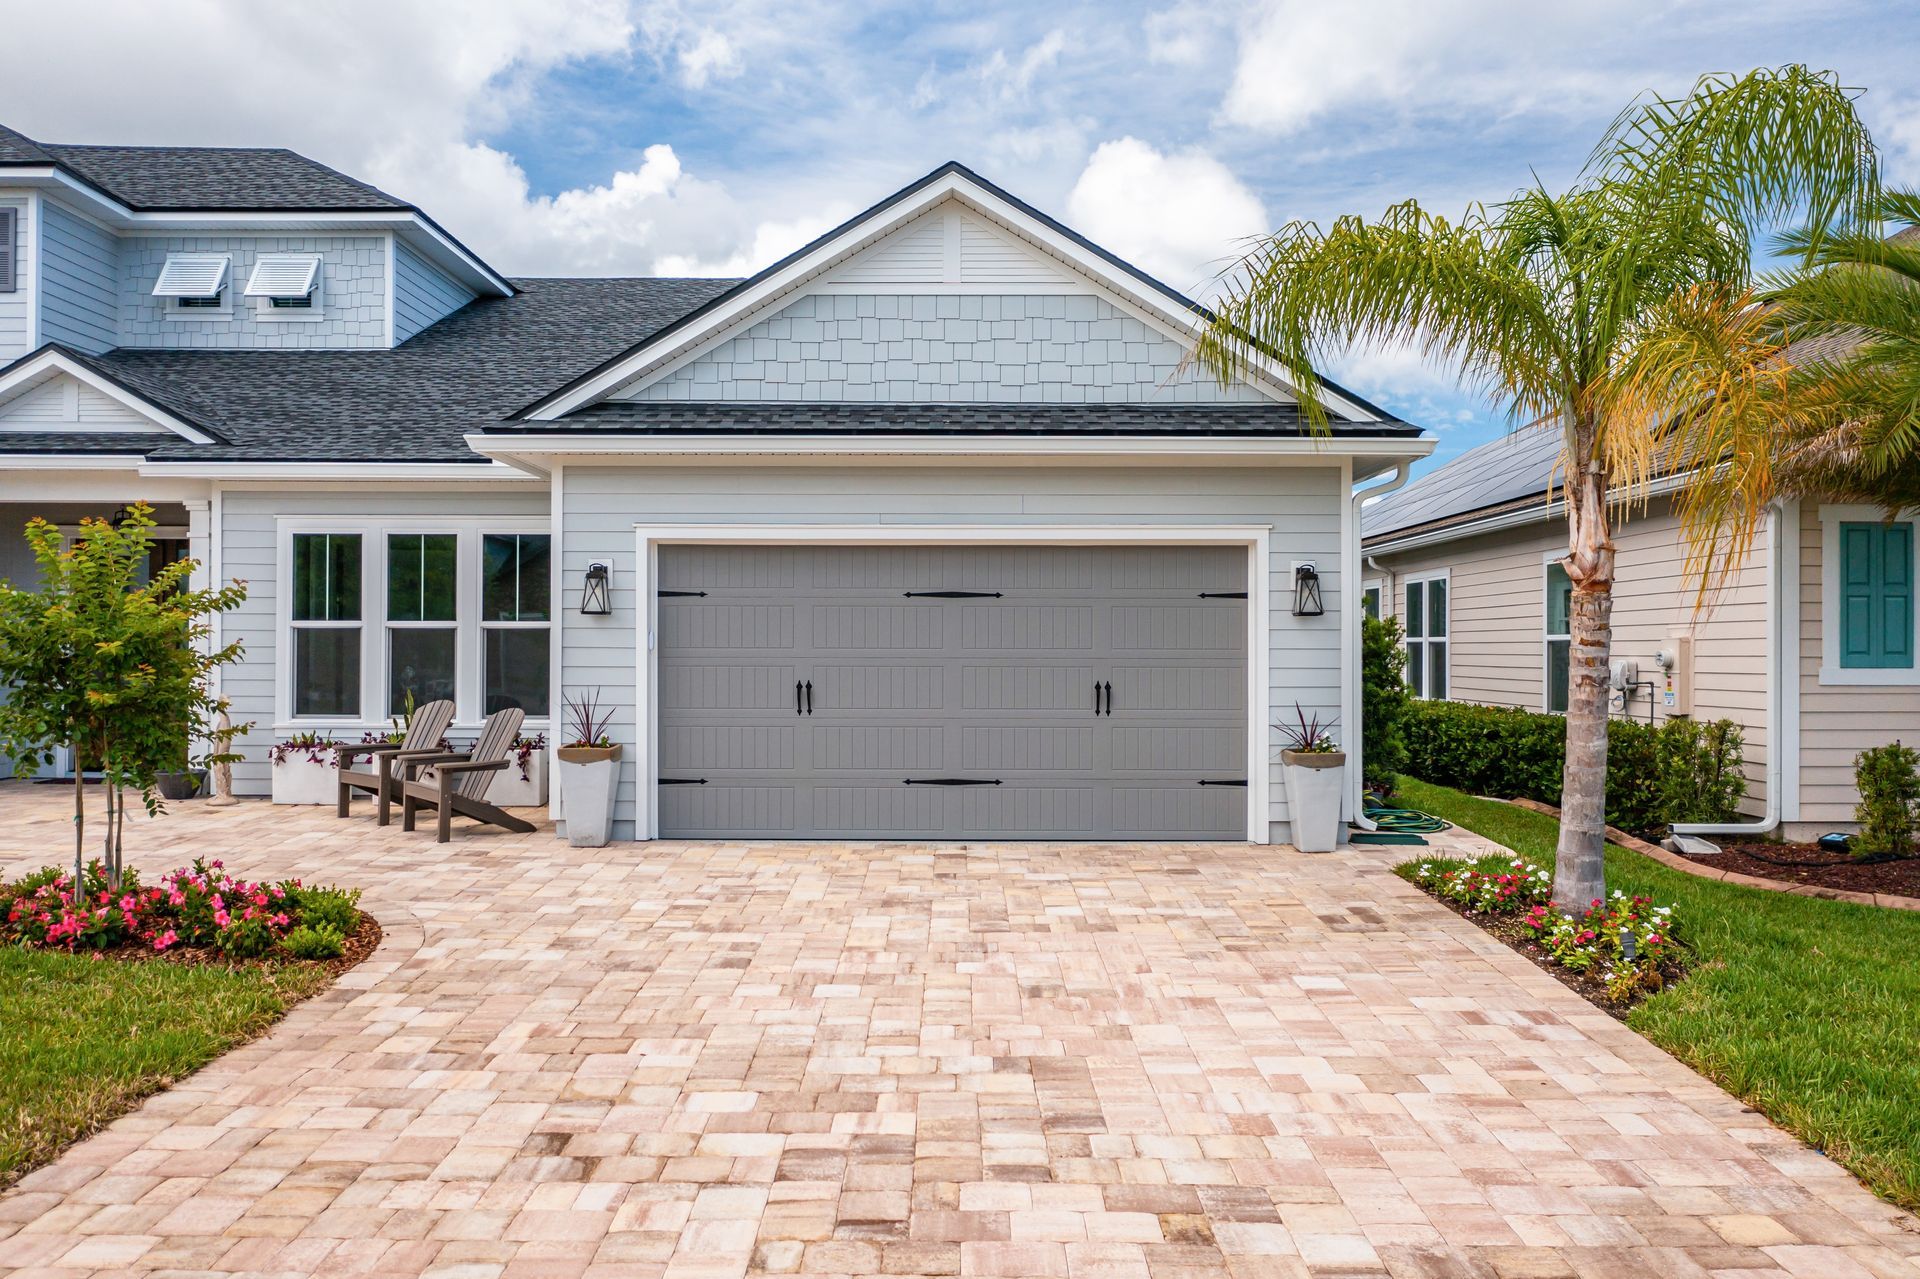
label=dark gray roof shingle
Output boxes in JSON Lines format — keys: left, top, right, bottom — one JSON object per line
{"left": 0, "top": 278, "right": 735, "bottom": 461}
{"left": 538, "top": 402, "right": 1418, "bottom": 437}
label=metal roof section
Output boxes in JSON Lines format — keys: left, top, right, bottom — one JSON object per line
{"left": 1362, "top": 419, "right": 1563, "bottom": 542}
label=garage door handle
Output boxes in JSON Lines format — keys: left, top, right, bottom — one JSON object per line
{"left": 1103, "top": 681, "right": 1113, "bottom": 715}
{"left": 903, "top": 777, "right": 1003, "bottom": 786}
{"left": 1093, "top": 680, "right": 1103, "bottom": 715}
{"left": 795, "top": 680, "right": 804, "bottom": 715}
{"left": 1198, "top": 591, "right": 1248, "bottom": 599}
{"left": 659, "top": 777, "right": 709, "bottom": 785}
{"left": 1198, "top": 779, "right": 1248, "bottom": 787}
{"left": 805, "top": 680, "right": 813, "bottom": 714}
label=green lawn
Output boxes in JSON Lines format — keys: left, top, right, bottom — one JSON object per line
{"left": 1395, "top": 776, "right": 1920, "bottom": 1213}
{"left": 0, "top": 948, "right": 334, "bottom": 1187}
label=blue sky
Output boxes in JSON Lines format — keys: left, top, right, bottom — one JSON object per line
{"left": 6, "top": 1, "right": 1919, "bottom": 473}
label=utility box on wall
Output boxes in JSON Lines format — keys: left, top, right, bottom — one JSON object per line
{"left": 1659, "top": 634, "right": 1695, "bottom": 716}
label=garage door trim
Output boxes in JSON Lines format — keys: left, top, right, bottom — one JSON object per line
{"left": 631, "top": 524, "right": 1273, "bottom": 843}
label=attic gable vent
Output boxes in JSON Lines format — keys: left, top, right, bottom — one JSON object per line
{"left": 244, "top": 253, "right": 321, "bottom": 298}
{"left": 151, "top": 254, "right": 230, "bottom": 298}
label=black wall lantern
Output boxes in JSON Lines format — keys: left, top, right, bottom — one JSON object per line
{"left": 1292, "top": 562, "right": 1324, "bottom": 617}
{"left": 581, "top": 560, "right": 612, "bottom": 615}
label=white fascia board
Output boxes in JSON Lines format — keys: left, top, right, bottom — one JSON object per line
{"left": 526, "top": 170, "right": 1376, "bottom": 422}
{"left": 0, "top": 349, "right": 216, "bottom": 444}
{"left": 465, "top": 431, "right": 1432, "bottom": 465}
{"left": 10, "top": 167, "right": 510, "bottom": 297}
{"left": 134, "top": 460, "right": 541, "bottom": 482}
{"left": 0, "top": 453, "right": 150, "bottom": 470}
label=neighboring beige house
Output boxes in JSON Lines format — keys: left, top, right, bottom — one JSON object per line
{"left": 1364, "top": 420, "right": 1912, "bottom": 840}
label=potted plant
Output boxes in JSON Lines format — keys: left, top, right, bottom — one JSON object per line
{"left": 556, "top": 690, "right": 620, "bottom": 847}
{"left": 269, "top": 732, "right": 344, "bottom": 804}
{"left": 1278, "top": 705, "right": 1345, "bottom": 853}
{"left": 489, "top": 732, "right": 550, "bottom": 807}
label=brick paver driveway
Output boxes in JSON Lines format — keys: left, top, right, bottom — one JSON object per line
{"left": 1, "top": 784, "right": 1916, "bottom": 1279}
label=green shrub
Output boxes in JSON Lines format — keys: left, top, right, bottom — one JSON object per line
{"left": 1657, "top": 718, "right": 1746, "bottom": 824}
{"left": 1398, "top": 701, "right": 1727, "bottom": 836}
{"left": 213, "top": 915, "right": 275, "bottom": 959}
{"left": 1360, "top": 615, "right": 1409, "bottom": 790}
{"left": 281, "top": 885, "right": 360, "bottom": 935}
{"left": 279, "top": 924, "right": 346, "bottom": 961}
{"left": 1853, "top": 742, "right": 1920, "bottom": 859}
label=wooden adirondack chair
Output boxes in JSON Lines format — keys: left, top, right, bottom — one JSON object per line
{"left": 399, "top": 707, "right": 536, "bottom": 843}
{"left": 334, "top": 698, "right": 456, "bottom": 825}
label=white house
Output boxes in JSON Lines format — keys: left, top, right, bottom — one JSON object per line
{"left": 0, "top": 125, "right": 1431, "bottom": 843}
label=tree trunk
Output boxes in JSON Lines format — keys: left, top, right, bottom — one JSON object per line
{"left": 1554, "top": 426, "right": 1616, "bottom": 915}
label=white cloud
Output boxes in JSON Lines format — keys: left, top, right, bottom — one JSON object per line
{"left": 1066, "top": 138, "right": 1268, "bottom": 293}
{"left": 653, "top": 207, "right": 854, "bottom": 277}
{"left": 0, "top": 1, "right": 793, "bottom": 277}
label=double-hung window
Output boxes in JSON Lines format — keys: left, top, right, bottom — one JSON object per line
{"left": 1404, "top": 573, "right": 1448, "bottom": 699}
{"left": 386, "top": 533, "right": 458, "bottom": 716}
{"left": 291, "top": 533, "right": 362, "bottom": 717}
{"left": 1361, "top": 582, "right": 1382, "bottom": 620}
{"left": 481, "top": 533, "right": 551, "bottom": 716}
{"left": 1545, "top": 562, "right": 1572, "bottom": 712}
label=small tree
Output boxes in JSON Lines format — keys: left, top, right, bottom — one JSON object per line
{"left": 1853, "top": 742, "right": 1920, "bottom": 859}
{"left": 0, "top": 503, "right": 247, "bottom": 890}
{"left": 1361, "top": 614, "right": 1409, "bottom": 792}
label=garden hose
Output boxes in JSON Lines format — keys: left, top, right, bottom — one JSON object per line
{"left": 1363, "top": 803, "right": 1452, "bottom": 835}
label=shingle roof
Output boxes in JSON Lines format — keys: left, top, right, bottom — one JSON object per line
{"left": 532, "top": 402, "right": 1419, "bottom": 437}
{"left": 0, "top": 278, "right": 738, "bottom": 462}
{"left": 0, "top": 122, "right": 412, "bottom": 212}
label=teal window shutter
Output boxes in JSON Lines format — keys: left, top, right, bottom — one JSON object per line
{"left": 1839, "top": 521, "right": 1914, "bottom": 669}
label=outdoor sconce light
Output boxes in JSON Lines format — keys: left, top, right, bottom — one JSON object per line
{"left": 1292, "top": 563, "right": 1324, "bottom": 617}
{"left": 581, "top": 561, "right": 612, "bottom": 615}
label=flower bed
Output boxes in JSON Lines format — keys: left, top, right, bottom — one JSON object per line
{"left": 2, "top": 859, "right": 371, "bottom": 965}
{"left": 1402, "top": 857, "right": 1685, "bottom": 1007}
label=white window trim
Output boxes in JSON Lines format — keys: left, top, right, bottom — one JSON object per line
{"left": 252, "top": 258, "right": 326, "bottom": 323}
{"left": 159, "top": 253, "right": 233, "bottom": 321}
{"left": 275, "top": 516, "right": 552, "bottom": 733}
{"left": 1542, "top": 549, "right": 1571, "bottom": 712}
{"left": 1819, "top": 503, "right": 1920, "bottom": 685}
{"left": 1403, "top": 568, "right": 1450, "bottom": 700}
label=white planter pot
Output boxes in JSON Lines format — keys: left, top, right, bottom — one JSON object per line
{"left": 271, "top": 754, "right": 340, "bottom": 805}
{"left": 489, "top": 748, "right": 548, "bottom": 807}
{"left": 1282, "top": 750, "right": 1346, "bottom": 853}
{"left": 556, "top": 746, "right": 621, "bottom": 847}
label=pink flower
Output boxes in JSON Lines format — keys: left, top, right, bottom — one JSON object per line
{"left": 214, "top": 909, "right": 231, "bottom": 928}
{"left": 152, "top": 929, "right": 177, "bottom": 951}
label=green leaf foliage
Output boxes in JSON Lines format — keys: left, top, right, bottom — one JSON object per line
{"left": 1852, "top": 741, "right": 1920, "bottom": 858}
{"left": 1360, "top": 615, "right": 1410, "bottom": 789}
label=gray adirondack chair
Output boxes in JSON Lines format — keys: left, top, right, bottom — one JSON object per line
{"left": 399, "top": 707, "right": 536, "bottom": 843}
{"left": 334, "top": 698, "right": 456, "bottom": 825}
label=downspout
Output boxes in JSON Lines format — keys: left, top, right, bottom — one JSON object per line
{"left": 1348, "top": 461, "right": 1413, "bottom": 833}
{"left": 1671, "top": 499, "right": 1786, "bottom": 841}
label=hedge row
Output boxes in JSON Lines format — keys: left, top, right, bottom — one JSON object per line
{"left": 1397, "top": 700, "right": 1743, "bottom": 836}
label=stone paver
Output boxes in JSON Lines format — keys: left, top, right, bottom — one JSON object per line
{"left": 1, "top": 782, "right": 1916, "bottom": 1278}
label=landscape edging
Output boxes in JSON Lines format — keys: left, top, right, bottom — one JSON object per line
{"left": 1496, "top": 796, "right": 1920, "bottom": 913}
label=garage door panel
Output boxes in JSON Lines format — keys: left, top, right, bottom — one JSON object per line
{"left": 1109, "top": 665, "right": 1242, "bottom": 713}
{"left": 1110, "top": 604, "right": 1244, "bottom": 653}
{"left": 959, "top": 603, "right": 1093, "bottom": 652}
{"left": 960, "top": 725, "right": 1096, "bottom": 772}
{"left": 1106, "top": 545, "right": 1244, "bottom": 590}
{"left": 660, "top": 662, "right": 798, "bottom": 711}
{"left": 813, "top": 726, "right": 946, "bottom": 770}
{"left": 960, "top": 663, "right": 1098, "bottom": 711}
{"left": 1110, "top": 784, "right": 1244, "bottom": 837}
{"left": 660, "top": 546, "right": 795, "bottom": 591}
{"left": 811, "top": 603, "right": 943, "bottom": 650}
{"left": 815, "top": 663, "right": 946, "bottom": 711}
{"left": 961, "top": 784, "right": 1098, "bottom": 835}
{"left": 1109, "top": 726, "right": 1243, "bottom": 773}
{"left": 661, "top": 603, "right": 795, "bottom": 650}
{"left": 660, "top": 784, "right": 796, "bottom": 836}
{"left": 812, "top": 785, "right": 947, "bottom": 834}
{"left": 659, "top": 724, "right": 797, "bottom": 770}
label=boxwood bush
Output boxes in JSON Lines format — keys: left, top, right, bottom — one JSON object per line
{"left": 1398, "top": 700, "right": 1740, "bottom": 836}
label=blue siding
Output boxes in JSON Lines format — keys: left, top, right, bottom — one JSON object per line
{"left": 393, "top": 238, "right": 476, "bottom": 343}
{"left": 39, "top": 200, "right": 119, "bottom": 353}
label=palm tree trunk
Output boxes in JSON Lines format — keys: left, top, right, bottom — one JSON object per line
{"left": 1554, "top": 432, "right": 1616, "bottom": 914}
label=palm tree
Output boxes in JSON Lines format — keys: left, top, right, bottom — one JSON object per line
{"left": 1197, "top": 67, "right": 1877, "bottom": 913}
{"left": 1652, "top": 190, "right": 1920, "bottom": 586}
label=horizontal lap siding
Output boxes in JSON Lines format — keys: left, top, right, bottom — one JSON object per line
{"left": 562, "top": 465, "right": 1345, "bottom": 841}
{"left": 1374, "top": 496, "right": 1769, "bottom": 815}
{"left": 38, "top": 200, "right": 118, "bottom": 353}
{"left": 1798, "top": 504, "right": 1920, "bottom": 824}
{"left": 220, "top": 488, "right": 549, "bottom": 794}
{"left": 393, "top": 239, "right": 477, "bottom": 344}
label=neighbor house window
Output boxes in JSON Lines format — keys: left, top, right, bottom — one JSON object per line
{"left": 153, "top": 253, "right": 232, "bottom": 319}
{"left": 1838, "top": 521, "right": 1913, "bottom": 670}
{"left": 291, "top": 533, "right": 361, "bottom": 717}
{"left": 1404, "top": 573, "right": 1448, "bottom": 699}
{"left": 1361, "top": 583, "right": 1382, "bottom": 620}
{"left": 246, "top": 253, "right": 323, "bottom": 320}
{"left": 1545, "top": 562, "right": 1572, "bottom": 712}
{"left": 481, "top": 534, "right": 551, "bottom": 716}
{"left": 386, "top": 533, "right": 458, "bottom": 716}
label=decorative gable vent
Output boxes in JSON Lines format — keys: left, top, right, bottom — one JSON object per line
{"left": 244, "top": 253, "right": 321, "bottom": 299}
{"left": 151, "top": 254, "right": 230, "bottom": 298}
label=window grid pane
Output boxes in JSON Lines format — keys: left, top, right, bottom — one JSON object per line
{"left": 1405, "top": 582, "right": 1424, "bottom": 639}
{"left": 485, "top": 627, "right": 551, "bottom": 716}
{"left": 1427, "top": 579, "right": 1448, "bottom": 639}
{"left": 293, "top": 533, "right": 360, "bottom": 622}
{"left": 387, "top": 533, "right": 456, "bottom": 623}
{"left": 1547, "top": 638, "right": 1571, "bottom": 712}
{"left": 1428, "top": 641, "right": 1447, "bottom": 700}
{"left": 389, "top": 627, "right": 457, "bottom": 717}
{"left": 1546, "top": 563, "right": 1572, "bottom": 637}
{"left": 294, "top": 627, "right": 360, "bottom": 717}
{"left": 483, "top": 534, "right": 551, "bottom": 622}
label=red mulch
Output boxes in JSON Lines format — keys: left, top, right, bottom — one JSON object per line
{"left": 1704, "top": 844, "right": 1920, "bottom": 899}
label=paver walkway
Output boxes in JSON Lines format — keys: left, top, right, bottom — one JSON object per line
{"left": 1, "top": 784, "right": 1916, "bottom": 1279}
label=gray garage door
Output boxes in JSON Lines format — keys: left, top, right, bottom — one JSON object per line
{"left": 656, "top": 544, "right": 1248, "bottom": 839}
